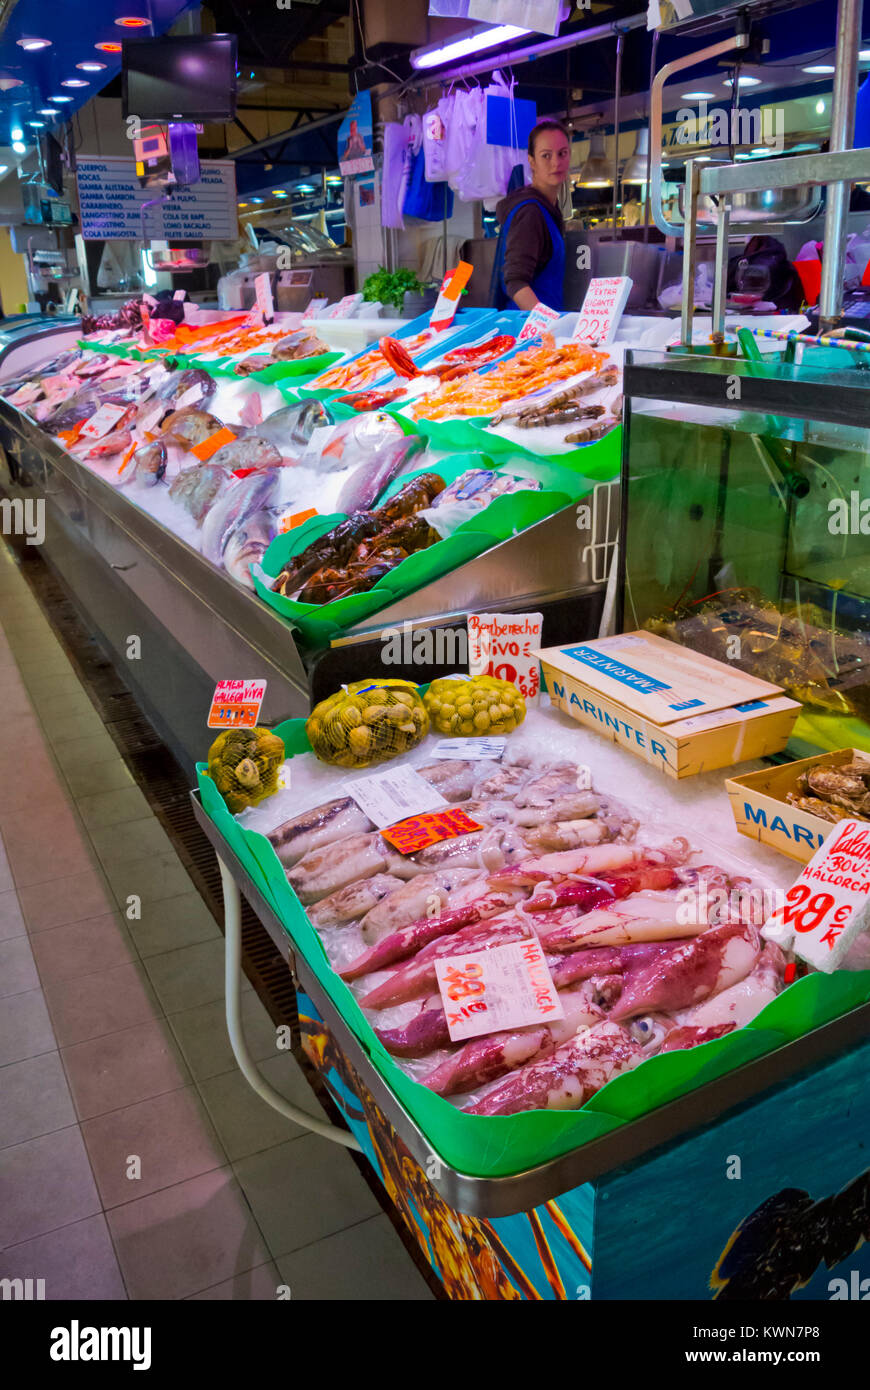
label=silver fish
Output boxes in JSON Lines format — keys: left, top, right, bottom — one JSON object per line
{"left": 268, "top": 796, "right": 374, "bottom": 866}
{"left": 209, "top": 436, "right": 284, "bottom": 471}
{"left": 120, "top": 440, "right": 166, "bottom": 487}
{"left": 200, "top": 466, "right": 290, "bottom": 588}
{"left": 159, "top": 407, "right": 225, "bottom": 449}
{"left": 252, "top": 400, "right": 333, "bottom": 453}
{"left": 168, "top": 463, "right": 232, "bottom": 523}
{"left": 335, "top": 435, "right": 425, "bottom": 514}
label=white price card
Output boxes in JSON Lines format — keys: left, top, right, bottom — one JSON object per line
{"left": 79, "top": 403, "right": 127, "bottom": 439}
{"left": 173, "top": 289, "right": 187, "bottom": 301}
{"left": 344, "top": 765, "right": 447, "bottom": 830}
{"left": 430, "top": 260, "right": 473, "bottom": 332}
{"left": 573, "top": 276, "right": 632, "bottom": 345}
{"left": 254, "top": 272, "right": 274, "bottom": 322}
{"left": 207, "top": 679, "right": 267, "bottom": 730}
{"left": 436, "top": 938, "right": 564, "bottom": 1042}
{"left": 303, "top": 297, "right": 329, "bottom": 320}
{"left": 517, "top": 302, "right": 560, "bottom": 343}
{"left": 328, "top": 292, "right": 364, "bottom": 320}
{"left": 763, "top": 818, "right": 870, "bottom": 971}
{"left": 432, "top": 738, "right": 506, "bottom": 760}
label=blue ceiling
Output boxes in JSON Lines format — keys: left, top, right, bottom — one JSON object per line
{"left": 0, "top": 0, "right": 196, "bottom": 147}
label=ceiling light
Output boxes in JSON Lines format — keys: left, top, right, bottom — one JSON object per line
{"left": 816, "top": 99, "right": 827, "bottom": 113}
{"left": 682, "top": 90, "right": 715, "bottom": 100}
{"left": 95, "top": 42, "right": 123, "bottom": 53}
{"left": 77, "top": 62, "right": 106, "bottom": 72}
{"left": 694, "top": 154, "right": 711, "bottom": 162}
{"left": 749, "top": 146, "right": 773, "bottom": 156}
{"left": 250, "top": 197, "right": 263, "bottom": 204}
{"left": 27, "top": 120, "right": 45, "bottom": 128}
{"left": 296, "top": 184, "right": 315, "bottom": 192}
{"left": 237, "top": 201, "right": 249, "bottom": 208}
{"left": 272, "top": 190, "right": 288, "bottom": 197}
{"left": 411, "top": 23, "right": 531, "bottom": 70}
{"left": 326, "top": 175, "right": 342, "bottom": 184}
{"left": 38, "top": 108, "right": 59, "bottom": 117}
{"left": 577, "top": 132, "right": 613, "bottom": 188}
{"left": 12, "top": 141, "right": 26, "bottom": 154}
{"left": 51, "top": 96, "right": 74, "bottom": 103}
{"left": 17, "top": 38, "right": 51, "bottom": 51}
{"left": 61, "top": 79, "right": 89, "bottom": 88}
{"left": 735, "top": 152, "right": 752, "bottom": 160}
{"left": 802, "top": 64, "right": 835, "bottom": 74}
{"left": 10, "top": 126, "right": 23, "bottom": 141}
{"left": 861, "top": 48, "right": 870, "bottom": 59}
{"left": 0, "top": 166, "right": 8, "bottom": 175}
{"left": 723, "top": 75, "right": 762, "bottom": 87}
{"left": 115, "top": 16, "right": 150, "bottom": 26}
{"left": 621, "top": 127, "right": 650, "bottom": 184}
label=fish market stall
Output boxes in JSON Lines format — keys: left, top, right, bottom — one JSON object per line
{"left": 0, "top": 303, "right": 624, "bottom": 771}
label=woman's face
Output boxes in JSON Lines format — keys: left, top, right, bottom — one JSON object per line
{"left": 529, "top": 130, "right": 571, "bottom": 193}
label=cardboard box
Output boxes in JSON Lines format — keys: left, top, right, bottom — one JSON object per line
{"left": 536, "top": 631, "right": 801, "bottom": 779}
{"left": 726, "top": 747, "right": 870, "bottom": 863}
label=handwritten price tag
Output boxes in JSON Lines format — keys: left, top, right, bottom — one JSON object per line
{"left": 303, "top": 297, "right": 328, "bottom": 320}
{"left": 435, "top": 938, "right": 564, "bottom": 1041}
{"left": 430, "top": 260, "right": 473, "bottom": 332}
{"left": 80, "top": 403, "right": 127, "bottom": 439}
{"left": 573, "top": 276, "right": 632, "bottom": 345}
{"left": 518, "top": 303, "right": 560, "bottom": 344}
{"left": 382, "top": 807, "right": 483, "bottom": 854}
{"left": 763, "top": 818, "right": 870, "bottom": 971}
{"left": 328, "top": 293, "right": 364, "bottom": 320}
{"left": 207, "top": 679, "right": 267, "bottom": 729}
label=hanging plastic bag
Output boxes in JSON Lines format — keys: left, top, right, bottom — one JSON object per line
{"left": 468, "top": 0, "right": 566, "bottom": 36}
{"left": 423, "top": 105, "right": 449, "bottom": 182}
{"left": 381, "top": 122, "right": 409, "bottom": 230}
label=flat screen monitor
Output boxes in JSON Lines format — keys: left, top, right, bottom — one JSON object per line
{"left": 40, "top": 133, "right": 64, "bottom": 197}
{"left": 122, "top": 34, "right": 237, "bottom": 123}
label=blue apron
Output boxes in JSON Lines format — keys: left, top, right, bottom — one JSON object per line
{"left": 491, "top": 197, "right": 566, "bottom": 311}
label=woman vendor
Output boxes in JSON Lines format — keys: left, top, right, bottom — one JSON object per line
{"left": 493, "top": 119, "right": 571, "bottom": 311}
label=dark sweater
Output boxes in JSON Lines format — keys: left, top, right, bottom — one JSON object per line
{"left": 495, "top": 187, "right": 564, "bottom": 300}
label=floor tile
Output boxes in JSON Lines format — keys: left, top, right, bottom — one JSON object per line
{"left": 198, "top": 1054, "right": 327, "bottom": 1161}
{"left": 64, "top": 759, "right": 135, "bottom": 799}
{"left": 0, "top": 934, "right": 40, "bottom": 997}
{"left": 18, "top": 868, "right": 118, "bottom": 933}
{"left": 186, "top": 1261, "right": 282, "bottom": 1300}
{"left": 233, "top": 1133, "right": 381, "bottom": 1259}
{"left": 0, "top": 1050, "right": 77, "bottom": 1149}
{"left": 0, "top": 1214, "right": 127, "bottom": 1300}
{"left": 30, "top": 913, "right": 134, "bottom": 985}
{"left": 44, "top": 711, "right": 109, "bottom": 747}
{"left": 81, "top": 1085, "right": 226, "bottom": 1208}
{"left": 0, "top": 888, "right": 25, "bottom": 941}
{"left": 1, "top": 804, "right": 95, "bottom": 888}
{"left": 76, "top": 785, "right": 154, "bottom": 830}
{"left": 168, "top": 993, "right": 278, "bottom": 1081}
{"left": 105, "top": 853, "right": 198, "bottom": 908}
{"left": 17, "top": 652, "right": 76, "bottom": 681}
{"left": 0, "top": 986, "right": 56, "bottom": 1065}
{"left": 62, "top": 1018, "right": 191, "bottom": 1121}
{"left": 0, "top": 753, "right": 68, "bottom": 813}
{"left": 144, "top": 937, "right": 247, "bottom": 1014}
{"left": 43, "top": 960, "right": 161, "bottom": 1047}
{"left": 125, "top": 889, "right": 219, "bottom": 959}
{"left": 274, "top": 1215, "right": 433, "bottom": 1301}
{"left": 89, "top": 817, "right": 174, "bottom": 868}
{"left": 106, "top": 1167, "right": 271, "bottom": 1301}
{"left": 53, "top": 733, "right": 120, "bottom": 774}
{"left": 27, "top": 673, "right": 87, "bottom": 709}
{"left": 31, "top": 691, "right": 96, "bottom": 725}
{"left": 0, "top": 1124, "right": 101, "bottom": 1248}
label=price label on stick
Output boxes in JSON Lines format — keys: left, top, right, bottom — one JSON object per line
{"left": 208, "top": 679, "right": 267, "bottom": 729}
{"left": 302, "top": 297, "right": 328, "bottom": 320}
{"left": 436, "top": 938, "right": 564, "bottom": 1042}
{"left": 254, "top": 272, "right": 274, "bottom": 323}
{"left": 430, "top": 260, "right": 473, "bottom": 332}
{"left": 573, "top": 276, "right": 632, "bottom": 345}
{"left": 762, "top": 818, "right": 870, "bottom": 971}
{"left": 328, "top": 293, "right": 364, "bottom": 320}
{"left": 517, "top": 302, "right": 560, "bottom": 344}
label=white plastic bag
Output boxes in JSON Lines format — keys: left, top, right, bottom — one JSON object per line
{"left": 468, "top": 0, "right": 565, "bottom": 35}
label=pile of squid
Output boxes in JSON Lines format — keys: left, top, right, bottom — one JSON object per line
{"left": 264, "top": 755, "right": 788, "bottom": 1117}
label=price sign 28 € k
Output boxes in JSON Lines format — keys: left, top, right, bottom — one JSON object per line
{"left": 435, "top": 937, "right": 564, "bottom": 1042}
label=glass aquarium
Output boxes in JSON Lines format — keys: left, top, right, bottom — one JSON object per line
{"left": 619, "top": 348, "right": 870, "bottom": 754}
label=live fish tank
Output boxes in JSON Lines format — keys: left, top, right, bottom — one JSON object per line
{"left": 618, "top": 348, "right": 870, "bottom": 755}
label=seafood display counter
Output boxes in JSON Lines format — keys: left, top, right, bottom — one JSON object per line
{"left": 0, "top": 309, "right": 624, "bottom": 772}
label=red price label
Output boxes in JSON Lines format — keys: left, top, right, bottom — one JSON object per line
{"left": 382, "top": 807, "right": 483, "bottom": 854}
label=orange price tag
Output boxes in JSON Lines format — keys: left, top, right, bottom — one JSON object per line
{"left": 57, "top": 419, "right": 87, "bottom": 447}
{"left": 207, "top": 679, "right": 267, "bottom": 729}
{"left": 280, "top": 508, "right": 318, "bottom": 533}
{"left": 381, "top": 807, "right": 483, "bottom": 855}
{"left": 193, "top": 426, "right": 237, "bottom": 462}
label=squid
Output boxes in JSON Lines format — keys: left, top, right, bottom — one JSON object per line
{"left": 358, "top": 913, "right": 532, "bottom": 1011}
{"left": 608, "top": 921, "right": 761, "bottom": 1022}
{"left": 671, "top": 942, "right": 786, "bottom": 1031}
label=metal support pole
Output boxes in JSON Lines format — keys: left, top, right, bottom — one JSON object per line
{"left": 819, "top": 0, "right": 864, "bottom": 330}
{"left": 681, "top": 159, "right": 701, "bottom": 348}
{"left": 611, "top": 31, "right": 624, "bottom": 235}
{"left": 643, "top": 29, "right": 659, "bottom": 242}
{"left": 712, "top": 198, "right": 731, "bottom": 343}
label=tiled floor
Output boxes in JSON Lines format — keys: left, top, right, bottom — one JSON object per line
{"left": 0, "top": 543, "right": 433, "bottom": 1301}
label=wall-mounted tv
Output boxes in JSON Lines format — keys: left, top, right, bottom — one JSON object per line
{"left": 122, "top": 34, "right": 237, "bottom": 123}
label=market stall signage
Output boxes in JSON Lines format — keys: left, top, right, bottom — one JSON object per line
{"left": 436, "top": 938, "right": 564, "bottom": 1042}
{"left": 76, "top": 156, "right": 238, "bottom": 241}
{"left": 574, "top": 277, "right": 632, "bottom": 345}
{"left": 430, "top": 261, "right": 473, "bottom": 332}
{"left": 344, "top": 764, "right": 447, "bottom": 829}
{"left": 338, "top": 90, "right": 375, "bottom": 177}
{"left": 207, "top": 679, "right": 267, "bottom": 729}
{"left": 518, "top": 302, "right": 560, "bottom": 343}
{"left": 763, "top": 818, "right": 870, "bottom": 971}
{"left": 79, "top": 403, "right": 128, "bottom": 439}
{"left": 382, "top": 807, "right": 483, "bottom": 854}
{"left": 468, "top": 610, "right": 543, "bottom": 704}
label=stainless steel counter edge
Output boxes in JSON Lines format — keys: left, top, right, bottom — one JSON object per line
{"left": 192, "top": 790, "right": 870, "bottom": 1217}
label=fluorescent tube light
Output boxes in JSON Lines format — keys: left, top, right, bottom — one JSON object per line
{"left": 411, "top": 24, "right": 531, "bottom": 70}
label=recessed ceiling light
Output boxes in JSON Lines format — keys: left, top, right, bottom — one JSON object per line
{"left": 27, "top": 120, "right": 45, "bottom": 128}
{"left": 735, "top": 152, "right": 752, "bottom": 160}
{"left": 77, "top": 62, "right": 106, "bottom": 72}
{"left": 750, "top": 146, "right": 773, "bottom": 156}
{"left": 16, "top": 38, "right": 50, "bottom": 51}
{"left": 250, "top": 197, "right": 263, "bottom": 203}
{"left": 0, "top": 166, "right": 8, "bottom": 175}
{"left": 802, "top": 64, "right": 835, "bottom": 74}
{"left": 12, "top": 141, "right": 26, "bottom": 154}
{"left": 816, "top": 99, "right": 827, "bottom": 113}
{"left": 694, "top": 154, "right": 711, "bottom": 161}
{"left": 237, "top": 202, "right": 249, "bottom": 208}
{"left": 682, "top": 90, "right": 715, "bottom": 100}
{"left": 115, "top": 16, "right": 149, "bottom": 27}
{"left": 272, "top": 190, "right": 288, "bottom": 197}
{"left": 61, "top": 79, "right": 89, "bottom": 88}
{"left": 95, "top": 42, "right": 123, "bottom": 53}
{"left": 10, "top": 126, "right": 23, "bottom": 140}
{"left": 38, "top": 108, "right": 59, "bottom": 117}
{"left": 724, "top": 75, "right": 762, "bottom": 87}
{"left": 51, "top": 96, "right": 74, "bottom": 103}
